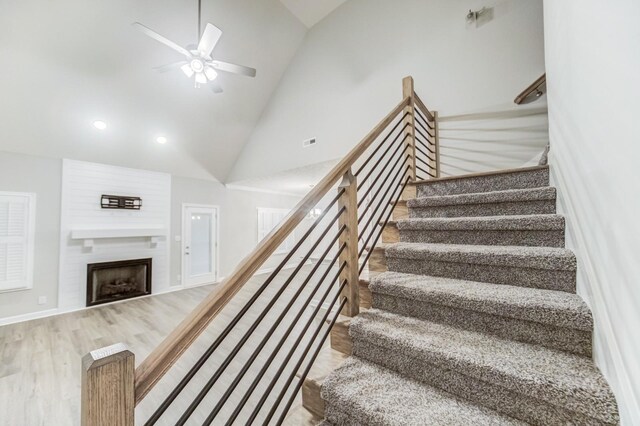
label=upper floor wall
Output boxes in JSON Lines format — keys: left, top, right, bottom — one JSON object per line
{"left": 228, "top": 0, "right": 547, "bottom": 183}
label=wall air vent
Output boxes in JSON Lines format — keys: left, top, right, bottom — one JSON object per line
{"left": 302, "top": 137, "right": 317, "bottom": 148}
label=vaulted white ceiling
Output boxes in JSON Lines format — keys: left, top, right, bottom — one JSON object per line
{"left": 0, "top": 0, "right": 307, "bottom": 182}
{"left": 279, "top": 0, "right": 348, "bottom": 28}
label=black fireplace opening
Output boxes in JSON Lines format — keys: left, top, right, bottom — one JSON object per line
{"left": 86, "top": 258, "right": 152, "bottom": 306}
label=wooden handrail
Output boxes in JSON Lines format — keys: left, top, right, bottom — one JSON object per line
{"left": 514, "top": 73, "right": 546, "bottom": 105}
{"left": 132, "top": 96, "right": 411, "bottom": 403}
{"left": 414, "top": 92, "right": 435, "bottom": 122}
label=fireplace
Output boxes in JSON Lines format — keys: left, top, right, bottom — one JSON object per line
{"left": 86, "top": 258, "right": 152, "bottom": 306}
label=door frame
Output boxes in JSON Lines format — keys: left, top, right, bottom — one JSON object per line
{"left": 181, "top": 203, "right": 220, "bottom": 288}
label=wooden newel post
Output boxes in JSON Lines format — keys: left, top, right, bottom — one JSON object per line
{"left": 337, "top": 169, "right": 359, "bottom": 317}
{"left": 81, "top": 343, "right": 135, "bottom": 426}
{"left": 402, "top": 76, "right": 417, "bottom": 180}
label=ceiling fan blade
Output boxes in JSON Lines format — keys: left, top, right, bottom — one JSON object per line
{"left": 153, "top": 61, "right": 188, "bottom": 73}
{"left": 210, "top": 60, "right": 256, "bottom": 78}
{"left": 132, "top": 22, "right": 191, "bottom": 57}
{"left": 210, "top": 81, "right": 223, "bottom": 94}
{"left": 197, "top": 23, "right": 223, "bottom": 58}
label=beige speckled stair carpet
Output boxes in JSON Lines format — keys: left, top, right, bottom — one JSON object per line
{"left": 321, "top": 166, "right": 620, "bottom": 425}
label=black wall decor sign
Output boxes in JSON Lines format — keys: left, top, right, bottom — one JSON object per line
{"left": 101, "top": 194, "right": 142, "bottom": 210}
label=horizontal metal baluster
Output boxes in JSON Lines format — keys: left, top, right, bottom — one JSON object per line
{"left": 357, "top": 142, "right": 408, "bottom": 216}
{"left": 144, "top": 191, "right": 344, "bottom": 425}
{"left": 415, "top": 109, "right": 434, "bottom": 130}
{"left": 415, "top": 124, "right": 434, "bottom": 143}
{"left": 202, "top": 235, "right": 347, "bottom": 424}
{"left": 175, "top": 206, "right": 346, "bottom": 424}
{"left": 357, "top": 140, "right": 408, "bottom": 209}
{"left": 243, "top": 266, "right": 347, "bottom": 425}
{"left": 357, "top": 164, "right": 410, "bottom": 259}
{"left": 263, "top": 286, "right": 348, "bottom": 425}
{"left": 273, "top": 296, "right": 349, "bottom": 426}
{"left": 225, "top": 247, "right": 347, "bottom": 425}
{"left": 416, "top": 164, "right": 436, "bottom": 179}
{"left": 356, "top": 131, "right": 408, "bottom": 191}
{"left": 415, "top": 144, "right": 435, "bottom": 162}
{"left": 360, "top": 177, "right": 410, "bottom": 272}
{"left": 354, "top": 113, "right": 409, "bottom": 177}
{"left": 356, "top": 149, "right": 408, "bottom": 230}
{"left": 415, "top": 115, "right": 435, "bottom": 137}
{"left": 416, "top": 136, "right": 436, "bottom": 155}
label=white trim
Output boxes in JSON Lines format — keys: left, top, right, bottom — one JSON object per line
{"left": 70, "top": 226, "right": 167, "bottom": 240}
{"left": 224, "top": 183, "right": 302, "bottom": 197}
{"left": 0, "top": 308, "right": 60, "bottom": 327}
{"left": 181, "top": 204, "right": 220, "bottom": 288}
{"left": 549, "top": 151, "right": 640, "bottom": 421}
{"left": 0, "top": 191, "right": 36, "bottom": 293}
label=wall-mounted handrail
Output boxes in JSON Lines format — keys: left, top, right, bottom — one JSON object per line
{"left": 514, "top": 73, "right": 546, "bottom": 105}
{"left": 80, "top": 76, "right": 440, "bottom": 425}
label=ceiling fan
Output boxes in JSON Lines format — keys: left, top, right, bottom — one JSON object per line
{"left": 132, "top": 1, "right": 256, "bottom": 93}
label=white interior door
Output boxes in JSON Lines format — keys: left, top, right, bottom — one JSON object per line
{"left": 183, "top": 205, "right": 218, "bottom": 287}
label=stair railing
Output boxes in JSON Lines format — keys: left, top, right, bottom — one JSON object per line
{"left": 80, "top": 76, "right": 440, "bottom": 425}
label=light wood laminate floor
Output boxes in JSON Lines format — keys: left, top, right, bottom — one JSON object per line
{"left": 0, "top": 265, "right": 335, "bottom": 425}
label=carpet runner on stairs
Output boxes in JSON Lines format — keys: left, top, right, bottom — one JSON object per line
{"left": 320, "top": 166, "right": 620, "bottom": 425}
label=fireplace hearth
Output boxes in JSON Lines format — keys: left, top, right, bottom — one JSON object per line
{"left": 86, "top": 258, "right": 152, "bottom": 306}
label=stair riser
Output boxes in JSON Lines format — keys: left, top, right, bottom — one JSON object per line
{"left": 330, "top": 323, "right": 352, "bottom": 355}
{"left": 368, "top": 247, "right": 387, "bottom": 274}
{"left": 302, "top": 379, "right": 325, "bottom": 419}
{"left": 386, "top": 257, "right": 576, "bottom": 292}
{"left": 393, "top": 203, "right": 409, "bottom": 220}
{"left": 399, "top": 229, "right": 565, "bottom": 248}
{"left": 409, "top": 199, "right": 556, "bottom": 218}
{"left": 416, "top": 168, "right": 549, "bottom": 197}
{"left": 353, "top": 340, "right": 610, "bottom": 426}
{"left": 373, "top": 293, "right": 591, "bottom": 356}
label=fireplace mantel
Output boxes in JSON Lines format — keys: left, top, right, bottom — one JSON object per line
{"left": 71, "top": 226, "right": 167, "bottom": 249}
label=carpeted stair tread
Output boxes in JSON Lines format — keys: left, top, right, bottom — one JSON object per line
{"left": 386, "top": 242, "right": 576, "bottom": 271}
{"left": 321, "top": 357, "right": 524, "bottom": 426}
{"left": 397, "top": 214, "right": 564, "bottom": 231}
{"left": 408, "top": 187, "right": 556, "bottom": 208}
{"left": 369, "top": 271, "right": 592, "bottom": 331}
{"left": 414, "top": 166, "right": 549, "bottom": 197}
{"left": 350, "top": 309, "right": 619, "bottom": 424}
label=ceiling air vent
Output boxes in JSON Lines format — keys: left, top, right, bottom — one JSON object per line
{"left": 302, "top": 137, "right": 317, "bottom": 148}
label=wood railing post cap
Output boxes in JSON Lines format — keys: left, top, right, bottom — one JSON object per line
{"left": 82, "top": 343, "right": 134, "bottom": 370}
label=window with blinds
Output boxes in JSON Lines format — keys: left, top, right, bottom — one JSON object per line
{"left": 257, "top": 208, "right": 294, "bottom": 255}
{"left": 0, "top": 192, "right": 36, "bottom": 292}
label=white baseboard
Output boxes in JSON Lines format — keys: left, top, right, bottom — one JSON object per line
{"left": 0, "top": 308, "right": 60, "bottom": 327}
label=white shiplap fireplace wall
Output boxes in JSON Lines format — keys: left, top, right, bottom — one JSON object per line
{"left": 58, "top": 160, "right": 171, "bottom": 311}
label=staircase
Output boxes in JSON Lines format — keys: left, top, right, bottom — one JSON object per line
{"left": 315, "top": 166, "right": 620, "bottom": 425}
{"left": 80, "top": 77, "right": 620, "bottom": 425}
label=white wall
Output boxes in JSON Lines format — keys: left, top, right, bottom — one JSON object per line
{"left": 58, "top": 160, "right": 171, "bottom": 311}
{"left": 170, "top": 177, "right": 302, "bottom": 286}
{"left": 229, "top": 0, "right": 547, "bottom": 183}
{"left": 0, "top": 153, "right": 302, "bottom": 323}
{"left": 0, "top": 152, "right": 61, "bottom": 319}
{"left": 544, "top": 1, "right": 640, "bottom": 423}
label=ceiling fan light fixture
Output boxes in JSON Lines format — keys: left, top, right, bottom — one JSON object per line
{"left": 181, "top": 63, "right": 194, "bottom": 77}
{"left": 195, "top": 72, "right": 207, "bottom": 84}
{"left": 190, "top": 59, "right": 205, "bottom": 73}
{"left": 204, "top": 67, "right": 218, "bottom": 81}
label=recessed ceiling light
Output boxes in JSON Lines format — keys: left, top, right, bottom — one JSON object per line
{"left": 156, "top": 136, "right": 168, "bottom": 144}
{"left": 93, "top": 120, "right": 107, "bottom": 130}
